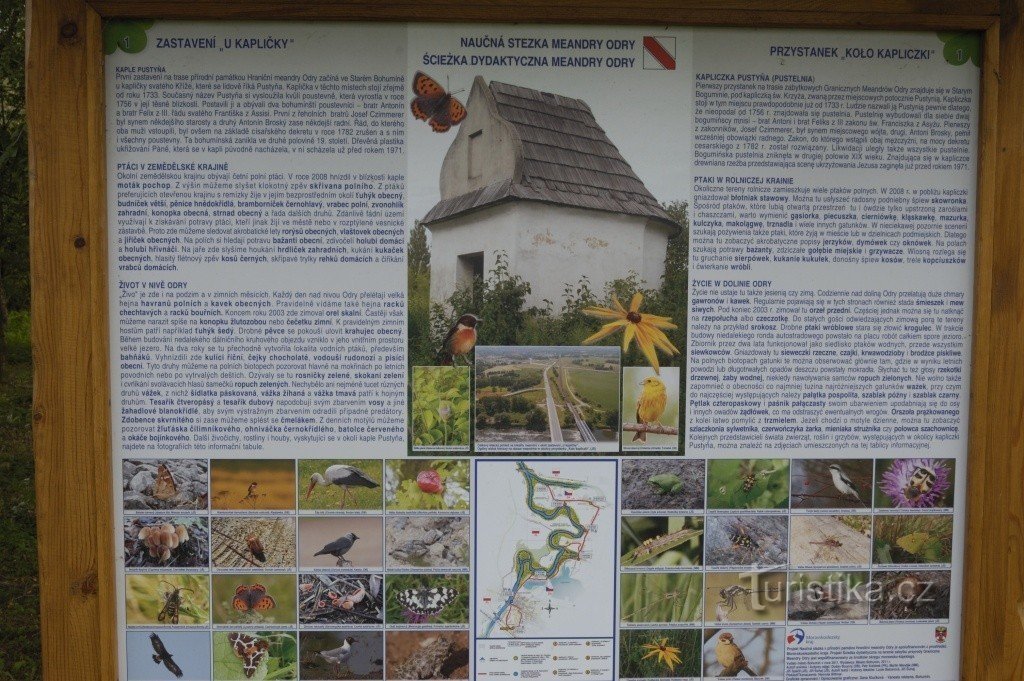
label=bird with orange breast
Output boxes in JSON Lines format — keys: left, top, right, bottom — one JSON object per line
{"left": 437, "top": 314, "right": 480, "bottom": 365}
{"left": 715, "top": 632, "right": 755, "bottom": 677}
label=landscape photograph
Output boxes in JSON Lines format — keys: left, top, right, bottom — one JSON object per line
{"left": 474, "top": 345, "right": 620, "bottom": 452}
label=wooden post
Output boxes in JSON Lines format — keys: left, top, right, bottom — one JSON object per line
{"left": 27, "top": 0, "right": 115, "bottom": 678}
{"left": 26, "top": 1, "right": 1021, "bottom": 678}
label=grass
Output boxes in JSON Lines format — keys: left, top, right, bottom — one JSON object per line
{"left": 564, "top": 366, "right": 619, "bottom": 412}
{"left": 620, "top": 572, "right": 702, "bottom": 624}
{"left": 297, "top": 459, "right": 383, "bottom": 511}
{"left": 0, "top": 312, "right": 40, "bottom": 681}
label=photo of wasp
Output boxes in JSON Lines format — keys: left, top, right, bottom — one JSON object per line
{"left": 706, "top": 515, "right": 788, "bottom": 567}
{"left": 157, "top": 581, "right": 195, "bottom": 625}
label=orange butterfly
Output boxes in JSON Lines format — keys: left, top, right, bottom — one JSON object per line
{"left": 231, "top": 583, "right": 276, "bottom": 612}
{"left": 410, "top": 71, "right": 467, "bottom": 133}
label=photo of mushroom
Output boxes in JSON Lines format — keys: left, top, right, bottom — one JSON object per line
{"left": 385, "top": 515, "right": 469, "bottom": 570}
{"left": 385, "top": 631, "right": 469, "bottom": 680}
{"left": 705, "top": 515, "right": 788, "bottom": 568}
{"left": 299, "top": 573, "right": 383, "bottom": 627}
{"left": 789, "top": 515, "right": 871, "bottom": 567}
{"left": 620, "top": 516, "right": 703, "bottom": 568}
{"left": 619, "top": 628, "right": 701, "bottom": 679}
{"left": 790, "top": 459, "right": 872, "bottom": 509}
{"left": 787, "top": 571, "right": 870, "bottom": 623}
{"left": 385, "top": 573, "right": 469, "bottom": 626}
{"left": 299, "top": 516, "right": 384, "bottom": 570}
{"left": 620, "top": 458, "right": 705, "bottom": 511}
{"left": 211, "top": 517, "right": 296, "bottom": 569}
{"left": 300, "top": 631, "right": 384, "bottom": 680}
{"left": 384, "top": 459, "right": 470, "bottom": 512}
{"left": 874, "top": 458, "right": 955, "bottom": 509}
{"left": 870, "top": 570, "right": 952, "bottom": 621}
{"left": 702, "top": 628, "right": 784, "bottom": 679}
{"left": 299, "top": 459, "right": 383, "bottom": 512}
{"left": 620, "top": 572, "right": 702, "bottom": 625}
{"left": 211, "top": 573, "right": 297, "bottom": 626}
{"left": 212, "top": 630, "right": 297, "bottom": 680}
{"left": 123, "top": 516, "right": 208, "bottom": 569}
{"left": 873, "top": 514, "right": 954, "bottom": 565}
{"left": 706, "top": 459, "right": 789, "bottom": 510}
{"left": 126, "top": 631, "right": 212, "bottom": 680}
{"left": 125, "top": 574, "right": 210, "bottom": 626}
{"left": 704, "top": 572, "right": 787, "bottom": 624}
{"left": 122, "top": 458, "right": 208, "bottom": 511}
{"left": 210, "top": 459, "right": 296, "bottom": 511}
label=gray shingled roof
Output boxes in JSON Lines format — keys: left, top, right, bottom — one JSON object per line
{"left": 422, "top": 80, "right": 679, "bottom": 231}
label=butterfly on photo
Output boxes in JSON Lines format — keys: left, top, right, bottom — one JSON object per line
{"left": 410, "top": 72, "right": 467, "bottom": 133}
{"left": 397, "top": 586, "right": 459, "bottom": 616}
{"left": 152, "top": 463, "right": 178, "bottom": 501}
{"left": 231, "top": 584, "right": 276, "bottom": 612}
{"left": 228, "top": 632, "right": 269, "bottom": 679}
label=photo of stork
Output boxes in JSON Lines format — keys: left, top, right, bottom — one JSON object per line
{"left": 300, "top": 516, "right": 384, "bottom": 570}
{"left": 299, "top": 459, "right": 384, "bottom": 512}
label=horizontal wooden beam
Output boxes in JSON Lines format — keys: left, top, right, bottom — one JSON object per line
{"left": 86, "top": 1, "right": 998, "bottom": 29}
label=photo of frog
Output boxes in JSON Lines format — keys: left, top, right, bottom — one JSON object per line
{"left": 621, "top": 459, "right": 705, "bottom": 511}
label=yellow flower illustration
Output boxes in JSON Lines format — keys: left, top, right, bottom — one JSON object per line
{"left": 640, "top": 637, "right": 683, "bottom": 672}
{"left": 581, "top": 292, "right": 679, "bottom": 372}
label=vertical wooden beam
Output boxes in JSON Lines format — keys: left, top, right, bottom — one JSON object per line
{"left": 27, "top": 0, "right": 115, "bottom": 678}
{"left": 962, "top": 1, "right": 1024, "bottom": 677}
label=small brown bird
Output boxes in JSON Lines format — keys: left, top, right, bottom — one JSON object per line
{"left": 438, "top": 314, "right": 480, "bottom": 365}
{"left": 715, "top": 633, "right": 755, "bottom": 676}
{"left": 246, "top": 534, "right": 266, "bottom": 563}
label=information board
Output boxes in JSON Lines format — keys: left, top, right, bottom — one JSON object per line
{"left": 105, "top": 21, "right": 979, "bottom": 680}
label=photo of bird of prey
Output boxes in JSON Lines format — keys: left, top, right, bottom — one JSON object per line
{"left": 315, "top": 532, "right": 360, "bottom": 567}
{"left": 437, "top": 313, "right": 480, "bottom": 365}
{"left": 148, "top": 633, "right": 183, "bottom": 678}
{"left": 304, "top": 464, "right": 380, "bottom": 509}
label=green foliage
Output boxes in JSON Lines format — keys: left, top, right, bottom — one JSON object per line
{"left": 103, "top": 19, "right": 155, "bottom": 55}
{"left": 873, "top": 514, "right": 954, "bottom": 565}
{"left": 0, "top": 318, "right": 37, "bottom": 680}
{"left": 0, "top": 1, "right": 29, "bottom": 373}
{"left": 411, "top": 366, "right": 470, "bottom": 447}
{"left": 618, "top": 628, "right": 701, "bottom": 678}
{"left": 385, "top": 459, "right": 470, "bottom": 511}
{"left": 385, "top": 573, "right": 469, "bottom": 625}
{"left": 707, "top": 459, "right": 790, "bottom": 510}
{"left": 213, "top": 631, "right": 298, "bottom": 680}
{"left": 620, "top": 572, "right": 702, "bottom": 624}
{"left": 938, "top": 31, "right": 981, "bottom": 67}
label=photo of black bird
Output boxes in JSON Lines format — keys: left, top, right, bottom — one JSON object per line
{"left": 437, "top": 313, "right": 480, "bottom": 365}
{"left": 305, "top": 464, "right": 380, "bottom": 508}
{"left": 149, "top": 633, "right": 183, "bottom": 678}
{"left": 315, "top": 532, "right": 360, "bottom": 566}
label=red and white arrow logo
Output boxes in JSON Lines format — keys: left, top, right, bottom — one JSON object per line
{"left": 643, "top": 36, "right": 677, "bottom": 70}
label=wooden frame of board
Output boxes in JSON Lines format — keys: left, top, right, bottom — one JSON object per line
{"left": 25, "top": 1, "right": 1021, "bottom": 678}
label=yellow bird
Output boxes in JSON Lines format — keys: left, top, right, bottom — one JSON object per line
{"left": 634, "top": 376, "right": 668, "bottom": 443}
{"left": 715, "top": 633, "right": 755, "bottom": 676}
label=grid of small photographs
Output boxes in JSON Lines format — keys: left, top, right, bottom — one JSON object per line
{"left": 618, "top": 456, "right": 955, "bottom": 680}
{"left": 123, "top": 457, "right": 471, "bottom": 680}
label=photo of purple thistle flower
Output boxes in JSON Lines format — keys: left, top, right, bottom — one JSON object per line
{"left": 878, "top": 458, "right": 953, "bottom": 508}
{"left": 402, "top": 608, "right": 433, "bottom": 624}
